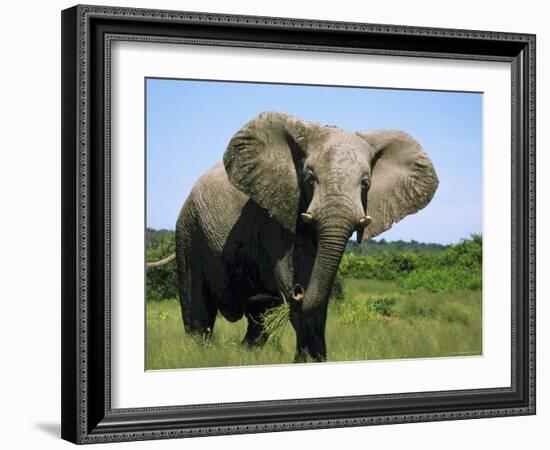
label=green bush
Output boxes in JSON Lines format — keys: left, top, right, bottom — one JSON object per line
{"left": 440, "top": 233, "right": 482, "bottom": 269}
{"left": 339, "top": 235, "right": 482, "bottom": 293}
{"left": 398, "top": 267, "right": 482, "bottom": 293}
{"left": 370, "top": 296, "right": 397, "bottom": 317}
{"left": 336, "top": 297, "right": 378, "bottom": 325}
{"left": 335, "top": 294, "right": 399, "bottom": 324}
{"left": 146, "top": 229, "right": 178, "bottom": 302}
{"left": 345, "top": 239, "right": 447, "bottom": 255}
{"left": 340, "top": 251, "right": 423, "bottom": 280}
{"left": 330, "top": 272, "right": 345, "bottom": 302}
{"left": 146, "top": 228, "right": 175, "bottom": 260}
{"left": 147, "top": 261, "right": 178, "bottom": 302}
{"left": 145, "top": 229, "right": 482, "bottom": 301}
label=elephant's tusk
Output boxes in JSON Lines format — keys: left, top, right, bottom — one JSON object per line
{"left": 358, "top": 215, "right": 372, "bottom": 227}
{"left": 301, "top": 212, "right": 314, "bottom": 224}
{"left": 291, "top": 284, "right": 305, "bottom": 301}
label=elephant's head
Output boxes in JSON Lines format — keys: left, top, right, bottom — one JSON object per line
{"left": 224, "top": 112, "right": 438, "bottom": 357}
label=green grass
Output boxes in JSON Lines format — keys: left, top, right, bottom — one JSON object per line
{"left": 146, "top": 280, "right": 482, "bottom": 370}
{"left": 344, "top": 278, "right": 400, "bottom": 296}
{"left": 146, "top": 299, "right": 297, "bottom": 369}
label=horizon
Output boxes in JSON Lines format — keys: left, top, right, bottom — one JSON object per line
{"left": 146, "top": 227, "right": 480, "bottom": 246}
{"left": 146, "top": 79, "right": 482, "bottom": 245}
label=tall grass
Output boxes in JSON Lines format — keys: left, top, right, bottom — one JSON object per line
{"left": 146, "top": 281, "right": 482, "bottom": 370}
{"left": 146, "top": 299, "right": 296, "bottom": 369}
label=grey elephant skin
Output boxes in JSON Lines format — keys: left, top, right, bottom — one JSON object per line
{"left": 173, "top": 111, "right": 438, "bottom": 362}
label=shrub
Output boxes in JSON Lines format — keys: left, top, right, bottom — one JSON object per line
{"left": 146, "top": 260, "right": 178, "bottom": 302}
{"left": 146, "top": 229, "right": 179, "bottom": 301}
{"left": 339, "top": 235, "right": 482, "bottom": 293}
{"left": 335, "top": 294, "right": 399, "bottom": 324}
{"left": 399, "top": 299, "right": 436, "bottom": 319}
{"left": 145, "top": 229, "right": 483, "bottom": 300}
{"left": 370, "top": 296, "right": 398, "bottom": 317}
{"left": 336, "top": 297, "right": 377, "bottom": 325}
{"left": 340, "top": 252, "right": 423, "bottom": 280}
{"left": 398, "top": 267, "right": 482, "bottom": 293}
{"left": 330, "top": 272, "right": 345, "bottom": 302}
{"left": 146, "top": 228, "right": 176, "bottom": 260}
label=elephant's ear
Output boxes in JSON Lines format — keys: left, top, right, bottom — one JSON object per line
{"left": 223, "top": 112, "right": 315, "bottom": 233}
{"left": 356, "top": 130, "right": 439, "bottom": 240}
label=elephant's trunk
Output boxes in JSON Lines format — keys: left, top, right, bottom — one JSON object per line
{"left": 300, "top": 203, "right": 354, "bottom": 313}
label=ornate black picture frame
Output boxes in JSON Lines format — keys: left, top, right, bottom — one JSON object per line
{"left": 61, "top": 4, "right": 536, "bottom": 444}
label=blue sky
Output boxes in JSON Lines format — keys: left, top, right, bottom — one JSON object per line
{"left": 146, "top": 78, "right": 482, "bottom": 245}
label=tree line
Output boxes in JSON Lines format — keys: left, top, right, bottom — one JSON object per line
{"left": 146, "top": 229, "right": 482, "bottom": 300}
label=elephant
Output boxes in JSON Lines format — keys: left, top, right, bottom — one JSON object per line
{"left": 171, "top": 111, "right": 438, "bottom": 362}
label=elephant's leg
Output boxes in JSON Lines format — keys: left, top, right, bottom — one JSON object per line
{"left": 176, "top": 246, "right": 217, "bottom": 340}
{"left": 291, "top": 304, "right": 328, "bottom": 362}
{"left": 188, "top": 278, "right": 217, "bottom": 340}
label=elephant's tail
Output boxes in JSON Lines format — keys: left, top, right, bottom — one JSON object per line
{"left": 146, "top": 252, "right": 176, "bottom": 269}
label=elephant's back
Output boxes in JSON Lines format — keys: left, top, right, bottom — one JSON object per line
{"left": 183, "top": 162, "right": 252, "bottom": 253}
{"left": 176, "top": 162, "right": 283, "bottom": 309}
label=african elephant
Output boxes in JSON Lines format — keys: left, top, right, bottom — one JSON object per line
{"left": 173, "top": 111, "right": 438, "bottom": 362}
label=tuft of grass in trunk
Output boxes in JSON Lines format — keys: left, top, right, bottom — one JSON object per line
{"left": 261, "top": 303, "right": 290, "bottom": 343}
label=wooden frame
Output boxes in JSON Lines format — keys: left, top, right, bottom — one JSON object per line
{"left": 61, "top": 4, "right": 536, "bottom": 444}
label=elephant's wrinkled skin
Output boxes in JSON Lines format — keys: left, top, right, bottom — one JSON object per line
{"left": 174, "top": 112, "right": 438, "bottom": 362}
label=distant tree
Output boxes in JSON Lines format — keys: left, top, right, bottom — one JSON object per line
{"left": 145, "top": 228, "right": 481, "bottom": 300}
{"left": 345, "top": 237, "right": 448, "bottom": 255}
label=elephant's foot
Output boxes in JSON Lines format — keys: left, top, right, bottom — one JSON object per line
{"left": 291, "top": 309, "right": 328, "bottom": 363}
{"left": 294, "top": 348, "right": 326, "bottom": 363}
{"left": 294, "top": 350, "right": 307, "bottom": 363}
{"left": 185, "top": 326, "right": 214, "bottom": 343}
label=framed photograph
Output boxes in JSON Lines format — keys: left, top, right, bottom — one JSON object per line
{"left": 61, "top": 4, "right": 536, "bottom": 444}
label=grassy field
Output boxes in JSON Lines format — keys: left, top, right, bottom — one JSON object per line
{"left": 146, "top": 279, "right": 482, "bottom": 370}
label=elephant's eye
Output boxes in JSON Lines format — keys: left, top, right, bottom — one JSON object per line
{"left": 361, "top": 178, "right": 370, "bottom": 190}
{"left": 304, "top": 170, "right": 316, "bottom": 186}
